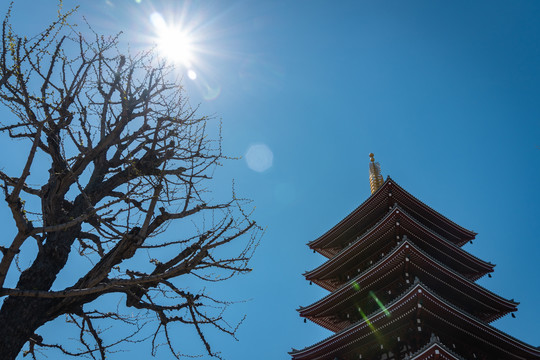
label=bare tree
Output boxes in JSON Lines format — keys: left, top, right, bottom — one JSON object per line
{"left": 0, "top": 5, "right": 260, "bottom": 359}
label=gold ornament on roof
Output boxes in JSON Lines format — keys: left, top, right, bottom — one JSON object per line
{"left": 369, "top": 153, "right": 384, "bottom": 194}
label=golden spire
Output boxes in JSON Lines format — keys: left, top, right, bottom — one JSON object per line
{"left": 369, "top": 153, "right": 384, "bottom": 194}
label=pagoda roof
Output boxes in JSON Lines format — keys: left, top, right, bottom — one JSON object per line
{"left": 290, "top": 283, "right": 540, "bottom": 360}
{"left": 299, "top": 240, "right": 517, "bottom": 331}
{"left": 308, "top": 178, "right": 476, "bottom": 255}
{"left": 304, "top": 206, "right": 493, "bottom": 288}
{"left": 407, "top": 336, "right": 466, "bottom": 360}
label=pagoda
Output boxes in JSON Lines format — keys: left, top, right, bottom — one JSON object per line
{"left": 291, "top": 154, "right": 540, "bottom": 360}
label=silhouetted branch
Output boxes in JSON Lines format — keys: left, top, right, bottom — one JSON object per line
{"left": 0, "top": 4, "right": 260, "bottom": 359}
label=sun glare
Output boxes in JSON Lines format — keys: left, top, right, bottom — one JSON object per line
{"left": 150, "top": 12, "right": 194, "bottom": 66}
{"left": 147, "top": 10, "right": 220, "bottom": 98}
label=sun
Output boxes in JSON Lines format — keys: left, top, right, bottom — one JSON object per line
{"left": 150, "top": 13, "right": 194, "bottom": 66}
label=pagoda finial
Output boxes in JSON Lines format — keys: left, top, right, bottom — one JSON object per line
{"left": 369, "top": 153, "right": 384, "bottom": 195}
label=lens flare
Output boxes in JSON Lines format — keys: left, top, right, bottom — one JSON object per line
{"left": 245, "top": 144, "right": 273, "bottom": 172}
{"left": 370, "top": 291, "right": 391, "bottom": 317}
{"left": 187, "top": 69, "right": 197, "bottom": 80}
{"left": 358, "top": 307, "right": 375, "bottom": 333}
{"left": 203, "top": 83, "right": 221, "bottom": 101}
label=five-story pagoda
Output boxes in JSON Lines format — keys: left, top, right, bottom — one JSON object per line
{"left": 291, "top": 154, "right": 540, "bottom": 360}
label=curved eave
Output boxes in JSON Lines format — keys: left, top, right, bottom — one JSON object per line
{"left": 304, "top": 205, "right": 493, "bottom": 284}
{"left": 304, "top": 205, "right": 399, "bottom": 280}
{"left": 300, "top": 240, "right": 516, "bottom": 324}
{"left": 421, "top": 285, "right": 540, "bottom": 359}
{"left": 291, "top": 283, "right": 540, "bottom": 360}
{"left": 308, "top": 177, "right": 476, "bottom": 252}
{"left": 307, "top": 178, "right": 391, "bottom": 250}
{"left": 299, "top": 244, "right": 407, "bottom": 332}
{"left": 291, "top": 283, "right": 422, "bottom": 359}
{"left": 300, "top": 241, "right": 407, "bottom": 314}
{"left": 409, "top": 340, "right": 466, "bottom": 360}
{"left": 397, "top": 206, "right": 494, "bottom": 277}
{"left": 389, "top": 177, "right": 476, "bottom": 240}
{"left": 303, "top": 315, "right": 344, "bottom": 333}
{"left": 406, "top": 243, "right": 517, "bottom": 317}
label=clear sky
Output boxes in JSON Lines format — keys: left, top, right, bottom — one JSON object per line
{"left": 3, "top": 0, "right": 540, "bottom": 359}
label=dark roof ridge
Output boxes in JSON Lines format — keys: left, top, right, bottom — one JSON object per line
{"left": 290, "top": 282, "right": 424, "bottom": 356}
{"left": 304, "top": 204, "right": 491, "bottom": 281}
{"left": 405, "top": 337, "right": 466, "bottom": 360}
{"left": 308, "top": 176, "right": 476, "bottom": 251}
{"left": 303, "top": 204, "right": 400, "bottom": 277}
{"left": 307, "top": 177, "right": 391, "bottom": 248}
{"left": 292, "top": 282, "right": 539, "bottom": 357}
{"left": 420, "top": 283, "right": 540, "bottom": 357}
{"left": 405, "top": 240, "right": 517, "bottom": 308}
{"left": 299, "top": 239, "right": 516, "bottom": 317}
{"left": 397, "top": 205, "right": 494, "bottom": 271}
{"left": 298, "top": 238, "right": 409, "bottom": 312}
{"left": 328, "top": 203, "right": 400, "bottom": 258}
{"left": 389, "top": 176, "right": 477, "bottom": 237}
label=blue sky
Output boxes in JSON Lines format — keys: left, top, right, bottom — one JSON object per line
{"left": 3, "top": 1, "right": 540, "bottom": 359}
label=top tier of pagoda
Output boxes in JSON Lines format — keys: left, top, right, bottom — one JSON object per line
{"left": 291, "top": 154, "right": 540, "bottom": 360}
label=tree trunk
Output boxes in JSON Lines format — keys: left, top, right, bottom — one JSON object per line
{"left": 0, "top": 296, "right": 54, "bottom": 359}
{"left": 0, "top": 228, "right": 79, "bottom": 358}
